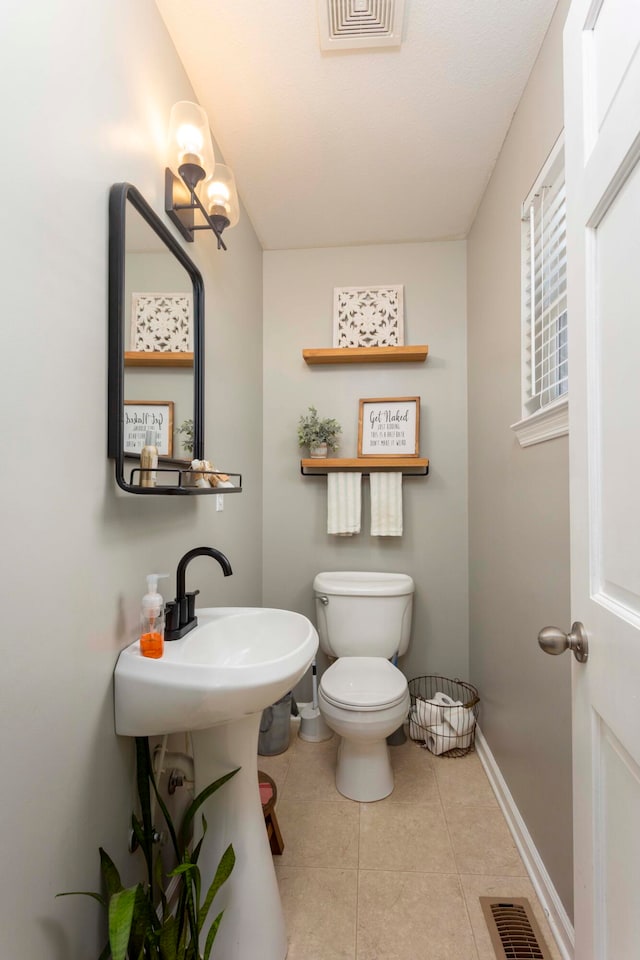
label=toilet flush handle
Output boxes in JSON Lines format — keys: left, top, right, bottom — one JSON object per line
{"left": 318, "top": 595, "right": 329, "bottom": 605}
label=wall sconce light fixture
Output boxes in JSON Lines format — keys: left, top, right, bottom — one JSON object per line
{"left": 165, "top": 101, "right": 239, "bottom": 250}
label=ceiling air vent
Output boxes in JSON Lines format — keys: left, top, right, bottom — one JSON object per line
{"left": 317, "top": 0, "right": 405, "bottom": 51}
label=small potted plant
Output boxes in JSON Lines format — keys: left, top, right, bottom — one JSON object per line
{"left": 58, "top": 737, "right": 237, "bottom": 959}
{"left": 178, "top": 418, "right": 195, "bottom": 456}
{"left": 297, "top": 406, "right": 342, "bottom": 458}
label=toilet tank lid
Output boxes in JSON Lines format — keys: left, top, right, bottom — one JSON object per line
{"left": 313, "top": 571, "right": 414, "bottom": 597}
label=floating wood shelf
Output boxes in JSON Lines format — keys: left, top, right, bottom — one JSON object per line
{"left": 301, "top": 457, "right": 429, "bottom": 476}
{"left": 302, "top": 345, "right": 429, "bottom": 365}
{"left": 125, "top": 351, "right": 194, "bottom": 367}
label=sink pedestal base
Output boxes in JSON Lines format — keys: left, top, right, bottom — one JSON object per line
{"left": 190, "top": 714, "right": 287, "bottom": 960}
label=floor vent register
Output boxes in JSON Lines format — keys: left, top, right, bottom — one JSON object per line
{"left": 480, "top": 898, "right": 553, "bottom": 960}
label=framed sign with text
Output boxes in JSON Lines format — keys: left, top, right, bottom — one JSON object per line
{"left": 124, "top": 401, "right": 174, "bottom": 457}
{"left": 358, "top": 397, "right": 420, "bottom": 457}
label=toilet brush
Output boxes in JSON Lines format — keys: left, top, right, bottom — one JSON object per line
{"left": 298, "top": 660, "right": 333, "bottom": 742}
{"left": 311, "top": 659, "right": 319, "bottom": 711}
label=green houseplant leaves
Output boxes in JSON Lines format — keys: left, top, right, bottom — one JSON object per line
{"left": 58, "top": 737, "right": 238, "bottom": 959}
{"left": 297, "top": 406, "right": 342, "bottom": 451}
{"left": 178, "top": 420, "right": 195, "bottom": 455}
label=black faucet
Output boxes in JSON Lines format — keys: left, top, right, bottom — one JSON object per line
{"left": 165, "top": 546, "right": 233, "bottom": 641}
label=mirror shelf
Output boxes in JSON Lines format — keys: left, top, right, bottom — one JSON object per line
{"left": 125, "top": 351, "right": 194, "bottom": 367}
{"left": 123, "top": 463, "right": 242, "bottom": 495}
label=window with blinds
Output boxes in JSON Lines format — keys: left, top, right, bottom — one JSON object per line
{"left": 521, "top": 137, "right": 567, "bottom": 416}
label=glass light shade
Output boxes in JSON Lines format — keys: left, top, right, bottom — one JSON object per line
{"left": 202, "top": 164, "right": 240, "bottom": 228}
{"left": 167, "top": 101, "right": 215, "bottom": 181}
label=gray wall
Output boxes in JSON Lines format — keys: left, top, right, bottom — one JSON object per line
{"left": 263, "top": 242, "right": 468, "bottom": 691}
{"left": 466, "top": 0, "right": 573, "bottom": 918}
{"left": 0, "top": 1, "right": 263, "bottom": 955}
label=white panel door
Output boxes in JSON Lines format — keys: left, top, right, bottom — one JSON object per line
{"left": 563, "top": 1, "right": 640, "bottom": 957}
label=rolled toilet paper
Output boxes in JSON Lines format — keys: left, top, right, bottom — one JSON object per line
{"left": 424, "top": 722, "right": 454, "bottom": 756}
{"left": 448, "top": 711, "right": 475, "bottom": 749}
{"left": 435, "top": 693, "right": 463, "bottom": 731}
{"left": 436, "top": 693, "right": 476, "bottom": 747}
{"left": 415, "top": 696, "right": 444, "bottom": 727}
{"left": 408, "top": 708, "right": 423, "bottom": 741}
{"left": 409, "top": 697, "right": 444, "bottom": 742}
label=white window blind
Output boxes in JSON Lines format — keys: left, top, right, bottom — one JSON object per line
{"left": 521, "top": 139, "right": 568, "bottom": 416}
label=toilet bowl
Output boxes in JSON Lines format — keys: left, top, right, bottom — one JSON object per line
{"left": 313, "top": 571, "right": 415, "bottom": 802}
{"left": 319, "top": 657, "right": 410, "bottom": 800}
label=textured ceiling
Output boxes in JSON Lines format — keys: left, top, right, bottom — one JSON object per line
{"left": 156, "top": 0, "right": 559, "bottom": 250}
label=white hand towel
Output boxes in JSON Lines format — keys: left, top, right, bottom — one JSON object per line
{"left": 327, "top": 472, "right": 361, "bottom": 536}
{"left": 370, "top": 472, "right": 403, "bottom": 536}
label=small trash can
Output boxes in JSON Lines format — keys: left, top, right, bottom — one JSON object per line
{"left": 258, "top": 692, "right": 293, "bottom": 756}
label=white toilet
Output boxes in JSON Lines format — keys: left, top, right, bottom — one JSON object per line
{"left": 314, "top": 571, "right": 414, "bottom": 802}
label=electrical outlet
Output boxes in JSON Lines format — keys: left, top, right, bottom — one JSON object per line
{"left": 216, "top": 494, "right": 224, "bottom": 512}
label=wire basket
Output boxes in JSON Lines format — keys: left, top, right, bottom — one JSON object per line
{"left": 408, "top": 676, "right": 480, "bottom": 758}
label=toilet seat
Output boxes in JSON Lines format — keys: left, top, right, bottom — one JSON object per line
{"left": 320, "top": 657, "right": 408, "bottom": 712}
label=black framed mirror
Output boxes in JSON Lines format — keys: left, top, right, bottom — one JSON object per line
{"left": 108, "top": 183, "right": 240, "bottom": 495}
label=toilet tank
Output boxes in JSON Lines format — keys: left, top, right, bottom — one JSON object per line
{"left": 313, "top": 571, "right": 414, "bottom": 659}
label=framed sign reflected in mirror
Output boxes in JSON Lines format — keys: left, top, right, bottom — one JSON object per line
{"left": 124, "top": 401, "right": 174, "bottom": 457}
{"left": 358, "top": 397, "right": 420, "bottom": 457}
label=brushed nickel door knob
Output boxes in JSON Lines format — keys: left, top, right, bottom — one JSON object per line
{"left": 538, "top": 622, "right": 589, "bottom": 662}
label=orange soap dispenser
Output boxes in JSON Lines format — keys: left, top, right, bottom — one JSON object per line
{"left": 140, "top": 573, "right": 168, "bottom": 659}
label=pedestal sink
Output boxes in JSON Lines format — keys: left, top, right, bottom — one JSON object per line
{"left": 114, "top": 607, "right": 318, "bottom": 960}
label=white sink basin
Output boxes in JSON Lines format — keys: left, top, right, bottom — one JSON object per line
{"left": 114, "top": 606, "right": 318, "bottom": 736}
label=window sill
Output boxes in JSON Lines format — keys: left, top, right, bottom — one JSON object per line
{"left": 510, "top": 397, "right": 569, "bottom": 447}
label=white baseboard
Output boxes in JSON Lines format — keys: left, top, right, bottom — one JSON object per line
{"left": 475, "top": 727, "right": 575, "bottom": 960}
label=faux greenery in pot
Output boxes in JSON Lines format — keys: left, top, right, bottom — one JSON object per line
{"left": 178, "top": 419, "right": 195, "bottom": 456}
{"left": 58, "top": 737, "right": 238, "bottom": 960}
{"left": 297, "top": 406, "right": 342, "bottom": 457}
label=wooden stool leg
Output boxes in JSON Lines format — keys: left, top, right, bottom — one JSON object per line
{"left": 265, "top": 809, "right": 285, "bottom": 855}
{"left": 258, "top": 770, "right": 284, "bottom": 854}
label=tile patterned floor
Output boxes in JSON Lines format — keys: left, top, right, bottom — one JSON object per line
{"left": 258, "top": 725, "right": 563, "bottom": 960}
